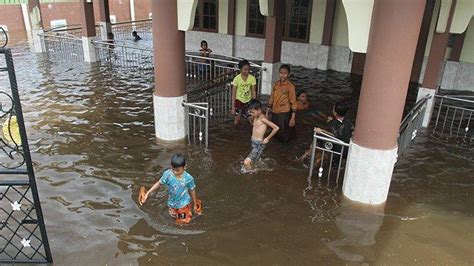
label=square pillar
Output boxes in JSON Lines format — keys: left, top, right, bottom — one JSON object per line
{"left": 80, "top": 0, "right": 97, "bottom": 62}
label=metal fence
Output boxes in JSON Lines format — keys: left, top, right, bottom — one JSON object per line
{"left": 39, "top": 31, "right": 84, "bottom": 62}
{"left": 432, "top": 94, "right": 473, "bottom": 139}
{"left": 182, "top": 102, "right": 209, "bottom": 148}
{"left": 111, "top": 19, "right": 152, "bottom": 41}
{"left": 0, "top": 48, "right": 52, "bottom": 263}
{"left": 93, "top": 40, "right": 153, "bottom": 71}
{"left": 397, "top": 95, "right": 430, "bottom": 156}
{"left": 307, "top": 132, "right": 349, "bottom": 188}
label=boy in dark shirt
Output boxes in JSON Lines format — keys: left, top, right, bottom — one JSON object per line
{"left": 298, "top": 102, "right": 353, "bottom": 161}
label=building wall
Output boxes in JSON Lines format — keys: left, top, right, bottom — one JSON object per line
{"left": 331, "top": 0, "right": 348, "bottom": 47}
{"left": 460, "top": 18, "right": 474, "bottom": 63}
{"left": 134, "top": 0, "right": 151, "bottom": 20}
{"left": 0, "top": 4, "right": 25, "bottom": 33}
{"left": 235, "top": 0, "right": 246, "bottom": 36}
{"left": 218, "top": 0, "right": 228, "bottom": 34}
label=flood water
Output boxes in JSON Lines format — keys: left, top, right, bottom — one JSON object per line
{"left": 1, "top": 41, "right": 473, "bottom": 265}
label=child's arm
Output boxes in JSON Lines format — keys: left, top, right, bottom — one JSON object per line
{"left": 314, "top": 127, "right": 334, "bottom": 137}
{"left": 189, "top": 189, "right": 198, "bottom": 211}
{"left": 231, "top": 85, "right": 237, "bottom": 114}
{"left": 251, "top": 84, "right": 257, "bottom": 99}
{"left": 289, "top": 86, "right": 297, "bottom": 127}
{"left": 262, "top": 117, "right": 279, "bottom": 144}
{"left": 140, "top": 181, "right": 161, "bottom": 205}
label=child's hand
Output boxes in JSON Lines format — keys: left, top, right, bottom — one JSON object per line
{"left": 139, "top": 192, "right": 148, "bottom": 206}
{"left": 314, "top": 127, "right": 323, "bottom": 134}
{"left": 263, "top": 138, "right": 269, "bottom": 144}
{"left": 289, "top": 117, "right": 296, "bottom": 127}
{"left": 327, "top": 116, "right": 333, "bottom": 122}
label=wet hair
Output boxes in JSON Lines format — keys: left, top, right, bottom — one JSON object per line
{"left": 108, "top": 32, "right": 114, "bottom": 39}
{"left": 279, "top": 64, "right": 291, "bottom": 73}
{"left": 201, "top": 40, "right": 208, "bottom": 47}
{"left": 238, "top": 59, "right": 250, "bottom": 70}
{"left": 248, "top": 99, "right": 262, "bottom": 110}
{"left": 171, "top": 153, "right": 186, "bottom": 168}
{"left": 334, "top": 102, "right": 349, "bottom": 117}
{"left": 132, "top": 31, "right": 138, "bottom": 36}
{"left": 297, "top": 89, "right": 307, "bottom": 97}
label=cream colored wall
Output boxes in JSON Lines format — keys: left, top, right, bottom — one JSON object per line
{"left": 235, "top": 0, "right": 247, "bottom": 36}
{"left": 331, "top": 0, "right": 348, "bottom": 46}
{"left": 460, "top": 18, "right": 474, "bottom": 63}
{"left": 218, "top": 0, "right": 229, "bottom": 34}
{"left": 309, "top": 0, "right": 325, "bottom": 44}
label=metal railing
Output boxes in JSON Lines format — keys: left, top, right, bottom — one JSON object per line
{"left": 307, "top": 132, "right": 349, "bottom": 188}
{"left": 39, "top": 30, "right": 84, "bottom": 62}
{"left": 92, "top": 40, "right": 153, "bottom": 71}
{"left": 182, "top": 102, "right": 209, "bottom": 148}
{"left": 0, "top": 48, "right": 53, "bottom": 263}
{"left": 397, "top": 95, "right": 430, "bottom": 156}
{"left": 111, "top": 19, "right": 152, "bottom": 41}
{"left": 432, "top": 94, "right": 473, "bottom": 139}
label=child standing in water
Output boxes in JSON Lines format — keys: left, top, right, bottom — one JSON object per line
{"left": 297, "top": 89, "right": 311, "bottom": 111}
{"left": 267, "top": 64, "right": 297, "bottom": 142}
{"left": 232, "top": 59, "right": 257, "bottom": 125}
{"left": 199, "top": 40, "right": 212, "bottom": 77}
{"left": 139, "top": 154, "right": 201, "bottom": 224}
{"left": 244, "top": 99, "right": 279, "bottom": 170}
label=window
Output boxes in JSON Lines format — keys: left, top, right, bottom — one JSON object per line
{"left": 246, "top": 0, "right": 266, "bottom": 37}
{"left": 284, "top": 0, "right": 312, "bottom": 42}
{"left": 193, "top": 0, "right": 218, "bottom": 32}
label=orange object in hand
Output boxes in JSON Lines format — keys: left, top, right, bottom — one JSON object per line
{"left": 138, "top": 186, "right": 146, "bottom": 205}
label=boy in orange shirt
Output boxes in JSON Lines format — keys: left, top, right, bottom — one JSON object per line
{"left": 266, "top": 64, "right": 297, "bottom": 142}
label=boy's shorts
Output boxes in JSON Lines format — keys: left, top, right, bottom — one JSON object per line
{"left": 247, "top": 139, "right": 266, "bottom": 162}
{"left": 169, "top": 203, "right": 193, "bottom": 224}
{"left": 235, "top": 99, "right": 250, "bottom": 118}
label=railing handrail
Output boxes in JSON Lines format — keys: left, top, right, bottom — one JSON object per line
{"left": 91, "top": 39, "right": 153, "bottom": 52}
{"left": 111, "top": 18, "right": 152, "bottom": 26}
{"left": 39, "top": 31, "right": 82, "bottom": 41}
{"left": 185, "top": 51, "right": 263, "bottom": 69}
{"left": 314, "top": 132, "right": 350, "bottom": 146}
{"left": 44, "top": 24, "right": 82, "bottom": 33}
{"left": 435, "top": 94, "right": 474, "bottom": 104}
{"left": 399, "top": 94, "right": 430, "bottom": 130}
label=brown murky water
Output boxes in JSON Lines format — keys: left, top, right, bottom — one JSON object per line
{"left": 1, "top": 42, "right": 473, "bottom": 265}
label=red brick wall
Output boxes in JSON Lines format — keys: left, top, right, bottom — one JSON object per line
{"left": 40, "top": 2, "right": 82, "bottom": 28}
{"left": 134, "top": 0, "right": 151, "bottom": 20}
{"left": 0, "top": 5, "right": 26, "bottom": 33}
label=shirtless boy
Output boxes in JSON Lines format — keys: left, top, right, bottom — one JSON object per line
{"left": 244, "top": 99, "right": 279, "bottom": 170}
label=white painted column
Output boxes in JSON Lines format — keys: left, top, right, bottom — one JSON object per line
{"left": 261, "top": 62, "right": 281, "bottom": 95}
{"left": 31, "top": 29, "right": 44, "bottom": 53}
{"left": 153, "top": 94, "right": 187, "bottom": 141}
{"left": 97, "top": 22, "right": 109, "bottom": 41}
{"left": 82, "top": 36, "right": 97, "bottom": 63}
{"left": 342, "top": 140, "right": 398, "bottom": 205}
{"left": 416, "top": 87, "right": 436, "bottom": 127}
{"left": 21, "top": 3, "right": 32, "bottom": 32}
{"left": 130, "top": 0, "right": 136, "bottom": 21}
{"left": 316, "top": 45, "right": 330, "bottom": 71}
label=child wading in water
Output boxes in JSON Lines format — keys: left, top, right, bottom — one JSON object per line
{"left": 267, "top": 64, "right": 297, "bottom": 142}
{"left": 232, "top": 59, "right": 257, "bottom": 125}
{"left": 139, "top": 154, "right": 201, "bottom": 224}
{"left": 297, "top": 89, "right": 310, "bottom": 111}
{"left": 244, "top": 99, "right": 279, "bottom": 170}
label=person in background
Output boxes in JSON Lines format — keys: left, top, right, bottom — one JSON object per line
{"left": 297, "top": 89, "right": 311, "bottom": 111}
{"left": 132, "top": 31, "right": 142, "bottom": 41}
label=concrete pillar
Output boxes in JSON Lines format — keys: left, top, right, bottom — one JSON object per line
{"left": 152, "top": 0, "right": 187, "bottom": 141}
{"left": 98, "top": 0, "right": 112, "bottom": 41}
{"left": 261, "top": 0, "right": 285, "bottom": 95}
{"left": 343, "top": 0, "right": 426, "bottom": 205}
{"left": 27, "top": 0, "right": 44, "bottom": 53}
{"left": 319, "top": 0, "right": 337, "bottom": 70}
{"left": 228, "top": 0, "right": 236, "bottom": 57}
{"left": 80, "top": 0, "right": 97, "bottom": 62}
{"left": 417, "top": 0, "right": 457, "bottom": 127}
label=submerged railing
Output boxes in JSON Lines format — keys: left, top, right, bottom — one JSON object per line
{"left": 111, "top": 19, "right": 152, "bottom": 41}
{"left": 39, "top": 31, "right": 84, "bottom": 62}
{"left": 182, "top": 102, "right": 209, "bottom": 148}
{"left": 397, "top": 95, "right": 430, "bottom": 156}
{"left": 92, "top": 40, "right": 153, "bottom": 71}
{"left": 432, "top": 94, "right": 473, "bottom": 139}
{"left": 307, "top": 132, "right": 349, "bottom": 188}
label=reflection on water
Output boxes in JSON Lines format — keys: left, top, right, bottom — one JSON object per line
{"left": 0, "top": 41, "right": 473, "bottom": 264}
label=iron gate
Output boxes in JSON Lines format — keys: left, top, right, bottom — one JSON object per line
{"left": 0, "top": 48, "right": 53, "bottom": 263}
